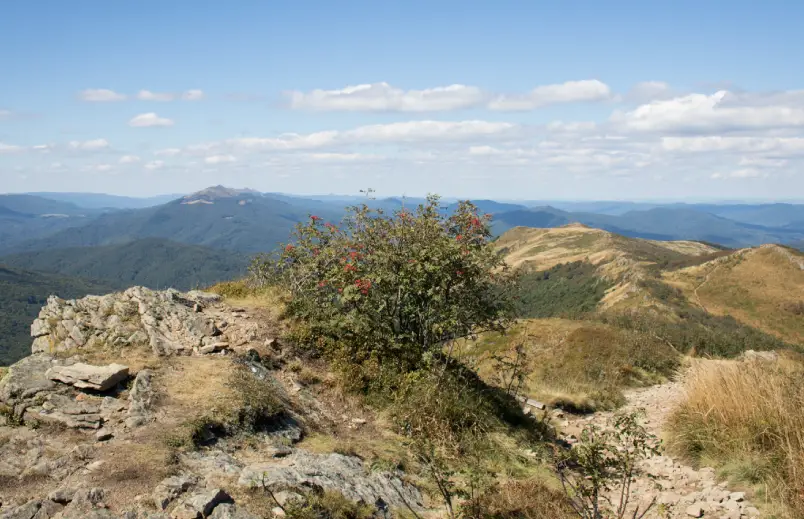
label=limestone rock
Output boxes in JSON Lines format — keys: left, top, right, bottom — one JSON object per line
{"left": 46, "top": 363, "right": 129, "bottom": 391}
{"left": 238, "top": 451, "right": 423, "bottom": 511}
{"left": 152, "top": 474, "right": 198, "bottom": 510}
{"left": 170, "top": 489, "right": 230, "bottom": 519}
{"left": 208, "top": 504, "right": 260, "bottom": 519}
{"left": 685, "top": 504, "right": 704, "bottom": 517}
{"left": 126, "top": 370, "right": 154, "bottom": 428}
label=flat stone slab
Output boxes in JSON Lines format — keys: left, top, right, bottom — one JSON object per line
{"left": 46, "top": 363, "right": 129, "bottom": 391}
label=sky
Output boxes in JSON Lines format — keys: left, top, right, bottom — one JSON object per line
{"left": 1, "top": 0, "right": 804, "bottom": 201}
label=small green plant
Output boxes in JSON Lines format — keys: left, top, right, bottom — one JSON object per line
{"left": 555, "top": 410, "right": 661, "bottom": 519}
{"left": 490, "top": 342, "right": 529, "bottom": 401}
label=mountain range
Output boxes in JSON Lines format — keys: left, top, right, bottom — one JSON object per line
{"left": 1, "top": 185, "right": 803, "bottom": 365}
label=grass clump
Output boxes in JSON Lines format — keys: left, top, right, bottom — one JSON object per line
{"left": 468, "top": 479, "right": 575, "bottom": 518}
{"left": 667, "top": 358, "right": 804, "bottom": 518}
{"left": 166, "top": 361, "right": 286, "bottom": 450}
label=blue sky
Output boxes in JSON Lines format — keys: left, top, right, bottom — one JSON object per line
{"left": 1, "top": 0, "right": 803, "bottom": 200}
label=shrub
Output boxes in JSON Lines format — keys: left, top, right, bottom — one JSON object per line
{"left": 555, "top": 410, "right": 661, "bottom": 519}
{"left": 251, "top": 195, "right": 514, "bottom": 375}
{"left": 667, "top": 359, "right": 804, "bottom": 518}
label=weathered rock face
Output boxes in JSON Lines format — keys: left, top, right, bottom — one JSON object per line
{"left": 238, "top": 451, "right": 424, "bottom": 511}
{"left": 46, "top": 363, "right": 129, "bottom": 391}
{"left": 30, "top": 287, "right": 223, "bottom": 357}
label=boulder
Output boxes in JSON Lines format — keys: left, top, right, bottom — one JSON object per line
{"left": 126, "top": 370, "right": 154, "bottom": 428}
{"left": 238, "top": 451, "right": 423, "bottom": 511}
{"left": 46, "top": 363, "right": 129, "bottom": 391}
{"left": 152, "top": 474, "right": 198, "bottom": 510}
{"left": 170, "top": 489, "right": 230, "bottom": 519}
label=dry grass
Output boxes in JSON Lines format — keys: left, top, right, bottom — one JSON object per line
{"left": 459, "top": 318, "right": 680, "bottom": 412}
{"left": 208, "top": 279, "right": 288, "bottom": 322}
{"left": 665, "top": 246, "right": 804, "bottom": 344}
{"left": 667, "top": 358, "right": 804, "bottom": 518}
{"left": 473, "top": 478, "right": 576, "bottom": 518}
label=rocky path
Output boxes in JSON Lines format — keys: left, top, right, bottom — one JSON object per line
{"left": 560, "top": 381, "right": 761, "bottom": 519}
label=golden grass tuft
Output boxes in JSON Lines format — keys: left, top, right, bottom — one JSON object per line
{"left": 667, "top": 358, "right": 804, "bottom": 518}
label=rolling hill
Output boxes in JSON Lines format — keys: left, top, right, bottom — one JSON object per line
{"left": 0, "top": 238, "right": 248, "bottom": 291}
{"left": 664, "top": 245, "right": 804, "bottom": 344}
{"left": 491, "top": 206, "right": 804, "bottom": 248}
{"left": 0, "top": 265, "right": 116, "bottom": 365}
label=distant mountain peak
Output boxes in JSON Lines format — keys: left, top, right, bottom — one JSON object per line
{"left": 182, "top": 185, "right": 261, "bottom": 205}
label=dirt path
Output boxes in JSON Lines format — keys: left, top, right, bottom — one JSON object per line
{"left": 560, "top": 382, "right": 761, "bottom": 518}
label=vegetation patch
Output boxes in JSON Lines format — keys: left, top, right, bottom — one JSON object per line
{"left": 513, "top": 261, "right": 612, "bottom": 319}
{"left": 464, "top": 319, "right": 680, "bottom": 413}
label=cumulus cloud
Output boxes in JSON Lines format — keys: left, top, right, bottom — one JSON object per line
{"left": 119, "top": 155, "right": 141, "bottom": 164}
{"left": 144, "top": 160, "right": 164, "bottom": 170}
{"left": 307, "top": 152, "right": 383, "bottom": 162}
{"left": 288, "top": 82, "right": 485, "bottom": 112}
{"left": 68, "top": 138, "right": 110, "bottom": 151}
{"left": 614, "top": 90, "right": 804, "bottom": 133}
{"left": 31, "top": 144, "right": 53, "bottom": 153}
{"left": 94, "top": 164, "right": 113, "bottom": 172}
{"left": 204, "top": 154, "right": 236, "bottom": 164}
{"left": 129, "top": 112, "right": 175, "bottom": 127}
{"left": 79, "top": 89, "right": 127, "bottom": 102}
{"left": 489, "top": 80, "right": 612, "bottom": 111}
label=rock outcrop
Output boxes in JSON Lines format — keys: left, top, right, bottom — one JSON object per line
{"left": 46, "top": 363, "right": 129, "bottom": 391}
{"left": 0, "top": 287, "right": 424, "bottom": 519}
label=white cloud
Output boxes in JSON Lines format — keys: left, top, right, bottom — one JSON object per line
{"left": 0, "top": 109, "right": 11, "bottom": 120}
{"left": 181, "top": 89, "right": 204, "bottom": 101}
{"left": 79, "top": 89, "right": 127, "bottom": 102}
{"left": 204, "top": 154, "right": 236, "bottom": 164}
{"left": 154, "top": 148, "right": 181, "bottom": 156}
{"left": 119, "top": 155, "right": 141, "bottom": 164}
{"left": 94, "top": 164, "right": 113, "bottom": 172}
{"left": 129, "top": 112, "right": 175, "bottom": 127}
{"left": 68, "top": 138, "right": 110, "bottom": 151}
{"left": 489, "top": 80, "right": 612, "bottom": 111}
{"left": 0, "top": 142, "right": 23, "bottom": 154}
{"left": 288, "top": 82, "right": 485, "bottom": 112}
{"left": 144, "top": 160, "right": 164, "bottom": 170}
{"left": 615, "top": 90, "right": 804, "bottom": 133}
{"left": 31, "top": 144, "right": 53, "bottom": 153}
{"left": 137, "top": 90, "right": 175, "bottom": 102}
{"left": 50, "top": 162, "right": 63, "bottom": 169}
